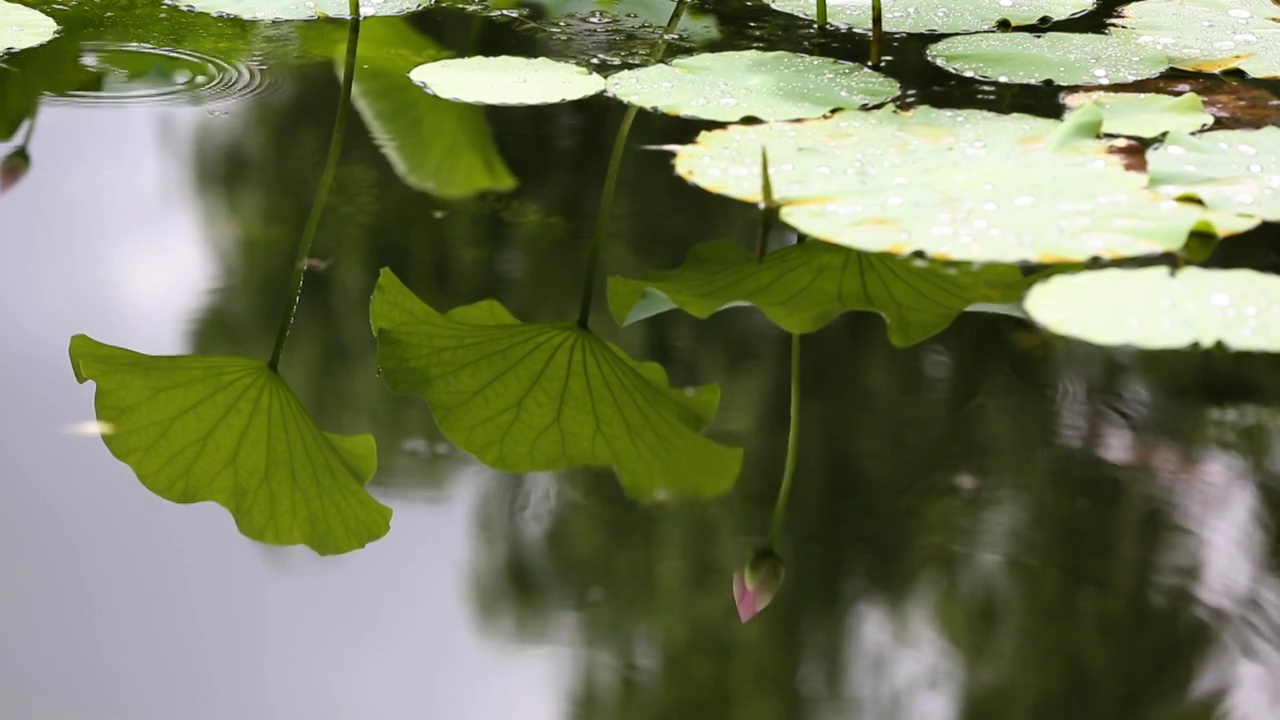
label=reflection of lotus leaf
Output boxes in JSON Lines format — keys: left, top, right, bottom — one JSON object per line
{"left": 768, "top": 0, "right": 1093, "bottom": 33}
{"left": 1110, "top": 0, "right": 1280, "bottom": 79}
{"left": 928, "top": 32, "right": 1168, "bottom": 86}
{"left": 0, "top": 1, "right": 57, "bottom": 54}
{"left": 1025, "top": 267, "right": 1280, "bottom": 350}
{"left": 675, "top": 105, "right": 1256, "bottom": 263}
{"left": 607, "top": 241, "right": 1029, "bottom": 346}
{"left": 69, "top": 335, "right": 393, "bottom": 555}
{"left": 1061, "top": 91, "right": 1213, "bottom": 138}
{"left": 409, "top": 56, "right": 605, "bottom": 105}
{"left": 1147, "top": 127, "right": 1280, "bottom": 221}
{"left": 347, "top": 20, "right": 517, "bottom": 198}
{"left": 173, "top": 0, "right": 428, "bottom": 19}
{"left": 606, "top": 50, "right": 898, "bottom": 122}
{"left": 371, "top": 269, "right": 742, "bottom": 500}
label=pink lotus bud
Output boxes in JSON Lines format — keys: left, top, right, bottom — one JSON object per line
{"left": 732, "top": 548, "right": 785, "bottom": 623}
{"left": 1, "top": 147, "right": 30, "bottom": 194}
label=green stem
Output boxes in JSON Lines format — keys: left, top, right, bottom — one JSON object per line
{"left": 870, "top": 0, "right": 883, "bottom": 66}
{"left": 577, "top": 104, "right": 638, "bottom": 329}
{"left": 817, "top": 0, "right": 827, "bottom": 26}
{"left": 268, "top": 4, "right": 361, "bottom": 371}
{"left": 769, "top": 333, "right": 801, "bottom": 542}
{"left": 576, "top": 0, "right": 689, "bottom": 330}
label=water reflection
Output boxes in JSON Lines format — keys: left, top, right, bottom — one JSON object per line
{"left": 7, "top": 6, "right": 1280, "bottom": 720}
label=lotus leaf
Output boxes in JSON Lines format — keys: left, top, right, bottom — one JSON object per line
{"left": 606, "top": 50, "right": 898, "bottom": 122}
{"left": 1025, "top": 266, "right": 1280, "bottom": 350}
{"left": 928, "top": 32, "right": 1169, "bottom": 86}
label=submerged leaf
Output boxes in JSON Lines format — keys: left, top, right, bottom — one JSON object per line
{"left": 1147, "top": 127, "right": 1280, "bottom": 221}
{"left": 0, "top": 1, "right": 57, "bottom": 54}
{"left": 409, "top": 56, "right": 605, "bottom": 106}
{"left": 606, "top": 50, "right": 898, "bottom": 122}
{"left": 1025, "top": 267, "right": 1280, "bottom": 350}
{"left": 346, "top": 19, "right": 517, "bottom": 198}
{"left": 370, "top": 269, "right": 742, "bottom": 499}
{"left": 172, "top": 0, "right": 428, "bottom": 20}
{"left": 674, "top": 106, "right": 1251, "bottom": 263}
{"left": 608, "top": 241, "right": 1028, "bottom": 346}
{"left": 69, "top": 335, "right": 392, "bottom": 555}
{"left": 1061, "top": 91, "right": 1213, "bottom": 138}
{"left": 767, "top": 0, "right": 1094, "bottom": 33}
{"left": 927, "top": 32, "right": 1168, "bottom": 86}
{"left": 1110, "top": 0, "right": 1280, "bottom": 79}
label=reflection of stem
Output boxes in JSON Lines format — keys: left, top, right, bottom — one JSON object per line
{"left": 870, "top": 0, "right": 883, "bottom": 66}
{"left": 268, "top": 1, "right": 361, "bottom": 371}
{"left": 769, "top": 333, "right": 801, "bottom": 542}
{"left": 575, "top": 0, "right": 689, "bottom": 330}
{"left": 756, "top": 147, "right": 775, "bottom": 263}
{"left": 18, "top": 106, "right": 37, "bottom": 147}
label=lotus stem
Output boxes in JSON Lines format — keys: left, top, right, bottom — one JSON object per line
{"left": 871, "top": 0, "right": 883, "bottom": 66}
{"left": 817, "top": 0, "right": 827, "bottom": 26}
{"left": 268, "top": 0, "right": 361, "bottom": 371}
{"left": 769, "top": 333, "right": 801, "bottom": 542}
{"left": 577, "top": 0, "right": 689, "bottom": 329}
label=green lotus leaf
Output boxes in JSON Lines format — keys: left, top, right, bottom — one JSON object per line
{"left": 1025, "top": 266, "right": 1280, "bottom": 350}
{"left": 607, "top": 240, "right": 1029, "bottom": 346}
{"left": 69, "top": 335, "right": 392, "bottom": 555}
{"left": 606, "top": 50, "right": 898, "bottom": 122}
{"left": 172, "top": 0, "right": 428, "bottom": 20}
{"left": 370, "top": 269, "right": 742, "bottom": 500}
{"left": 766, "top": 0, "right": 1094, "bottom": 34}
{"left": 0, "top": 1, "right": 57, "bottom": 54}
{"left": 1110, "top": 0, "right": 1280, "bottom": 79}
{"left": 1147, "top": 127, "right": 1280, "bottom": 221}
{"left": 524, "top": 0, "right": 720, "bottom": 46}
{"left": 346, "top": 19, "right": 517, "bottom": 198}
{"left": 928, "top": 32, "right": 1168, "bottom": 86}
{"left": 1061, "top": 91, "right": 1213, "bottom": 138}
{"left": 674, "top": 105, "right": 1252, "bottom": 263}
{"left": 409, "top": 56, "right": 605, "bottom": 106}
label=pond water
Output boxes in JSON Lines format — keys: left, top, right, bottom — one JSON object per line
{"left": 4, "top": 1, "right": 1280, "bottom": 718}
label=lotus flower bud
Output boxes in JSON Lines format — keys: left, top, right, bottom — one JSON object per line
{"left": 1, "top": 147, "right": 30, "bottom": 194}
{"left": 732, "top": 547, "right": 785, "bottom": 623}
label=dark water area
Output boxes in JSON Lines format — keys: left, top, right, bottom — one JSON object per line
{"left": 4, "top": 0, "right": 1280, "bottom": 718}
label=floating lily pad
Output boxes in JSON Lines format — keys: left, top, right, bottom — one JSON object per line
{"left": 0, "top": 1, "right": 57, "bottom": 54}
{"left": 347, "top": 20, "right": 517, "bottom": 198}
{"left": 370, "top": 269, "right": 742, "bottom": 499}
{"left": 173, "top": 0, "right": 428, "bottom": 20}
{"left": 928, "top": 32, "right": 1169, "bottom": 85}
{"left": 674, "top": 105, "right": 1252, "bottom": 263}
{"left": 767, "top": 0, "right": 1094, "bottom": 34}
{"left": 408, "top": 56, "right": 605, "bottom": 105}
{"left": 69, "top": 335, "right": 392, "bottom": 555}
{"left": 606, "top": 50, "right": 898, "bottom": 122}
{"left": 1147, "top": 127, "right": 1280, "bottom": 220}
{"left": 1094, "top": 77, "right": 1280, "bottom": 130}
{"left": 1061, "top": 91, "right": 1213, "bottom": 137}
{"left": 1110, "top": 0, "right": 1280, "bottom": 79}
{"left": 1025, "top": 267, "right": 1280, "bottom": 350}
{"left": 608, "top": 241, "right": 1028, "bottom": 346}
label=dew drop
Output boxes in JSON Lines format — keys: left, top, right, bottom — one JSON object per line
{"left": 1210, "top": 292, "right": 1231, "bottom": 307}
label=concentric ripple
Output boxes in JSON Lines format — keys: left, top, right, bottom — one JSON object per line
{"left": 50, "top": 42, "right": 272, "bottom": 106}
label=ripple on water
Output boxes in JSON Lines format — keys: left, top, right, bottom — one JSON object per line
{"left": 48, "top": 42, "right": 274, "bottom": 107}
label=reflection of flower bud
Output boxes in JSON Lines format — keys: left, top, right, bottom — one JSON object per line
{"left": 1, "top": 147, "right": 30, "bottom": 194}
{"left": 732, "top": 548, "right": 785, "bottom": 623}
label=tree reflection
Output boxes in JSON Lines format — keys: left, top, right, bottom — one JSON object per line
{"left": 182, "top": 15, "right": 1280, "bottom": 718}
